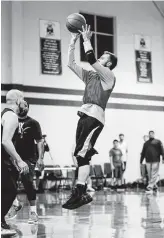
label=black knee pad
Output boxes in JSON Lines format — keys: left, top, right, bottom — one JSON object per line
{"left": 26, "top": 185, "right": 36, "bottom": 201}
{"left": 22, "top": 179, "right": 36, "bottom": 201}
{"left": 76, "top": 156, "right": 90, "bottom": 167}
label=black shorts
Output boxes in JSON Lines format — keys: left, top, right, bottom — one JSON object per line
{"left": 114, "top": 165, "right": 123, "bottom": 179}
{"left": 21, "top": 160, "right": 36, "bottom": 182}
{"left": 20, "top": 160, "right": 36, "bottom": 201}
{"left": 74, "top": 113, "right": 103, "bottom": 160}
{"left": 1, "top": 161, "right": 19, "bottom": 193}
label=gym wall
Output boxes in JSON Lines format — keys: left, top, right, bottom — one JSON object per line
{"left": 1, "top": 1, "right": 164, "bottom": 178}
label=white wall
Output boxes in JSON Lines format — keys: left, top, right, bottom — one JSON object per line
{"left": 21, "top": 1, "right": 164, "bottom": 95}
{"left": 1, "top": 1, "right": 12, "bottom": 84}
{"left": 1, "top": 1, "right": 164, "bottom": 180}
{"left": 27, "top": 105, "right": 164, "bottom": 180}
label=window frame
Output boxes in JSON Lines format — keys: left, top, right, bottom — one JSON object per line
{"left": 79, "top": 11, "right": 117, "bottom": 61}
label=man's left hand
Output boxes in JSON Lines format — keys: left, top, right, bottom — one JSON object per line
{"left": 36, "top": 159, "right": 44, "bottom": 171}
{"left": 79, "top": 24, "right": 92, "bottom": 42}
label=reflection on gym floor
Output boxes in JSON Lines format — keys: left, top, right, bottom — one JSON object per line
{"left": 6, "top": 189, "right": 164, "bottom": 238}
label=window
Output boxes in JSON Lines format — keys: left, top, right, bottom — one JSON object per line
{"left": 79, "top": 12, "right": 115, "bottom": 62}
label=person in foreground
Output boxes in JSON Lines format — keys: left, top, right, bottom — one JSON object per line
{"left": 6, "top": 101, "right": 44, "bottom": 223}
{"left": 1, "top": 90, "right": 29, "bottom": 235}
{"left": 62, "top": 24, "right": 117, "bottom": 210}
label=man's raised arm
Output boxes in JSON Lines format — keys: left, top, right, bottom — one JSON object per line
{"left": 79, "top": 25, "right": 115, "bottom": 90}
{"left": 67, "top": 33, "right": 89, "bottom": 84}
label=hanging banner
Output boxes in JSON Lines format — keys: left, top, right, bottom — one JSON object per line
{"left": 134, "top": 35, "right": 152, "bottom": 83}
{"left": 40, "top": 19, "right": 62, "bottom": 75}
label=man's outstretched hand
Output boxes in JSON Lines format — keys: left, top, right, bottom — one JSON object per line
{"left": 79, "top": 24, "right": 92, "bottom": 42}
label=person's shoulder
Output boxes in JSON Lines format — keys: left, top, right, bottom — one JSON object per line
{"left": 106, "top": 67, "right": 115, "bottom": 80}
{"left": 1, "top": 110, "right": 18, "bottom": 127}
{"left": 24, "top": 116, "right": 39, "bottom": 127}
{"left": 98, "top": 67, "right": 115, "bottom": 81}
{"left": 144, "top": 140, "right": 150, "bottom": 146}
{"left": 28, "top": 117, "right": 39, "bottom": 124}
{"left": 2, "top": 110, "right": 17, "bottom": 120}
{"left": 155, "top": 139, "right": 162, "bottom": 144}
{"left": 33, "top": 119, "right": 41, "bottom": 128}
{"left": 109, "top": 69, "right": 115, "bottom": 77}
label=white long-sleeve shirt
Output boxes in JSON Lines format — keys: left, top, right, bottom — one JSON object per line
{"left": 118, "top": 141, "right": 128, "bottom": 162}
{"left": 68, "top": 40, "right": 115, "bottom": 125}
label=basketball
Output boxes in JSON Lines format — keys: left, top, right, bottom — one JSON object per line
{"left": 66, "top": 13, "right": 86, "bottom": 33}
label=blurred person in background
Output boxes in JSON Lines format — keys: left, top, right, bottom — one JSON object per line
{"left": 140, "top": 135, "right": 149, "bottom": 186}
{"left": 118, "top": 133, "right": 128, "bottom": 185}
{"left": 118, "top": 134, "right": 128, "bottom": 172}
{"left": 109, "top": 140, "right": 124, "bottom": 188}
{"left": 140, "top": 130, "right": 164, "bottom": 194}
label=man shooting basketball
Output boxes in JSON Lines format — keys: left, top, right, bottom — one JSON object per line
{"left": 62, "top": 24, "right": 117, "bottom": 209}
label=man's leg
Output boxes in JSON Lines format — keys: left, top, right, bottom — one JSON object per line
{"left": 72, "top": 167, "right": 78, "bottom": 188}
{"left": 122, "top": 162, "right": 126, "bottom": 185}
{"left": 146, "top": 163, "right": 153, "bottom": 193}
{"left": 1, "top": 163, "right": 18, "bottom": 235}
{"left": 111, "top": 168, "right": 115, "bottom": 187}
{"left": 77, "top": 164, "right": 90, "bottom": 185}
{"left": 119, "top": 165, "right": 123, "bottom": 187}
{"left": 35, "top": 170, "right": 41, "bottom": 191}
{"left": 115, "top": 167, "right": 120, "bottom": 187}
{"left": 62, "top": 114, "right": 103, "bottom": 209}
{"left": 6, "top": 197, "right": 23, "bottom": 220}
{"left": 76, "top": 122, "right": 102, "bottom": 185}
{"left": 21, "top": 161, "right": 38, "bottom": 223}
{"left": 117, "top": 170, "right": 121, "bottom": 187}
{"left": 147, "top": 162, "right": 160, "bottom": 190}
{"left": 146, "top": 163, "right": 151, "bottom": 183}
{"left": 75, "top": 117, "right": 102, "bottom": 206}
{"left": 86, "top": 175, "right": 95, "bottom": 192}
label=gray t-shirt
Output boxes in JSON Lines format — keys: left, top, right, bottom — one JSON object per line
{"left": 109, "top": 148, "right": 123, "bottom": 166}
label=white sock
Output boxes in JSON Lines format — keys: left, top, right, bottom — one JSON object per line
{"left": 30, "top": 205, "right": 37, "bottom": 213}
{"left": 13, "top": 198, "right": 20, "bottom": 207}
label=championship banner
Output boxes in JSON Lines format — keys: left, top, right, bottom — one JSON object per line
{"left": 134, "top": 35, "right": 152, "bottom": 83}
{"left": 40, "top": 19, "right": 62, "bottom": 75}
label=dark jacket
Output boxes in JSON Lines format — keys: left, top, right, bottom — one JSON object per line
{"left": 140, "top": 138, "right": 164, "bottom": 163}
